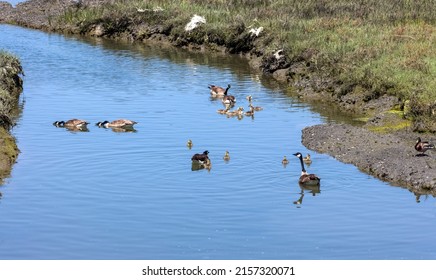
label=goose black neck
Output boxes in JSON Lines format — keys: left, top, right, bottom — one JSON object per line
{"left": 224, "top": 86, "right": 230, "bottom": 95}
{"left": 299, "top": 156, "right": 306, "bottom": 173}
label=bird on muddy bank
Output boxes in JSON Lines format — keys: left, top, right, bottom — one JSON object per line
{"left": 95, "top": 119, "right": 137, "bottom": 128}
{"left": 53, "top": 119, "right": 89, "bottom": 128}
{"left": 415, "top": 137, "right": 435, "bottom": 156}
{"left": 293, "top": 152, "right": 320, "bottom": 186}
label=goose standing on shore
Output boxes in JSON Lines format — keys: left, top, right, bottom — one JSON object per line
{"left": 293, "top": 152, "right": 320, "bottom": 185}
{"left": 415, "top": 137, "right": 435, "bottom": 156}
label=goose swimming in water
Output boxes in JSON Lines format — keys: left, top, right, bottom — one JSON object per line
{"left": 208, "top": 84, "right": 231, "bottom": 97}
{"left": 222, "top": 87, "right": 236, "bottom": 105}
{"left": 415, "top": 137, "right": 435, "bottom": 156}
{"left": 191, "top": 150, "right": 210, "bottom": 163}
{"left": 293, "top": 152, "right": 320, "bottom": 185}
{"left": 53, "top": 119, "right": 89, "bottom": 128}
{"left": 96, "top": 119, "right": 137, "bottom": 128}
{"left": 282, "top": 156, "right": 289, "bottom": 165}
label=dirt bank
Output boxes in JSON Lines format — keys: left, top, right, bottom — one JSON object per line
{"left": 0, "top": 51, "right": 23, "bottom": 186}
{"left": 302, "top": 123, "right": 436, "bottom": 190}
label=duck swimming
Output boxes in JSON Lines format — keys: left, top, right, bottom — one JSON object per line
{"left": 415, "top": 137, "right": 435, "bottom": 156}
{"left": 53, "top": 119, "right": 89, "bottom": 128}
{"left": 96, "top": 119, "right": 137, "bottom": 128}
{"left": 293, "top": 152, "right": 320, "bottom": 186}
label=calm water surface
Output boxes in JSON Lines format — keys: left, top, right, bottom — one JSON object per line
{"left": 1, "top": 24, "right": 436, "bottom": 260}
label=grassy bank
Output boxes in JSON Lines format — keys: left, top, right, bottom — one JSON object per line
{"left": 2, "top": 0, "right": 434, "bottom": 132}
{"left": 54, "top": 0, "right": 435, "bottom": 131}
{"left": 0, "top": 50, "right": 23, "bottom": 184}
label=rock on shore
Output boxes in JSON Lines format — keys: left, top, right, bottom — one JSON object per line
{"left": 302, "top": 123, "right": 436, "bottom": 191}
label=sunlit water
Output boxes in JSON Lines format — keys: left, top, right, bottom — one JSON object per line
{"left": 1, "top": 24, "right": 436, "bottom": 260}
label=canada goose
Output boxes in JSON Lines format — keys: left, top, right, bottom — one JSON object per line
{"left": 187, "top": 139, "right": 193, "bottom": 149}
{"left": 293, "top": 152, "right": 320, "bottom": 185}
{"left": 415, "top": 137, "right": 435, "bottom": 155}
{"left": 282, "top": 156, "right": 289, "bottom": 165}
{"left": 96, "top": 119, "right": 137, "bottom": 128}
{"left": 222, "top": 88, "right": 236, "bottom": 105}
{"left": 246, "top": 95, "right": 252, "bottom": 102}
{"left": 223, "top": 151, "right": 230, "bottom": 161}
{"left": 53, "top": 119, "right": 89, "bottom": 128}
{"left": 191, "top": 150, "right": 210, "bottom": 163}
{"left": 303, "top": 154, "right": 312, "bottom": 164}
{"left": 208, "top": 84, "right": 231, "bottom": 96}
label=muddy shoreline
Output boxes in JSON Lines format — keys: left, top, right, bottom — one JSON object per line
{"left": 1, "top": 0, "right": 434, "bottom": 190}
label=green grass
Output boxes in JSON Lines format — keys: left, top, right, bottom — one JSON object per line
{"left": 55, "top": 0, "right": 436, "bottom": 131}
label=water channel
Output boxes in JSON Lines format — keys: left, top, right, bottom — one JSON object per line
{"left": 1, "top": 24, "right": 436, "bottom": 259}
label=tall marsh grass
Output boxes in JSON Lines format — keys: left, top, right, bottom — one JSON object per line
{"left": 58, "top": 0, "right": 435, "bottom": 130}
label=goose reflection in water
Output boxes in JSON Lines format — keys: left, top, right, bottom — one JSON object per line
{"left": 109, "top": 126, "right": 137, "bottom": 133}
{"left": 65, "top": 126, "right": 90, "bottom": 133}
{"left": 191, "top": 160, "right": 212, "bottom": 172}
{"left": 293, "top": 183, "right": 321, "bottom": 207}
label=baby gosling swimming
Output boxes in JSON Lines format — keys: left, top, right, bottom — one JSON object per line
{"left": 96, "top": 119, "right": 137, "bottom": 128}
{"left": 223, "top": 151, "right": 230, "bottom": 161}
{"left": 244, "top": 105, "right": 255, "bottom": 116}
{"left": 252, "top": 105, "right": 263, "bottom": 111}
{"left": 53, "top": 119, "right": 89, "bottom": 128}
{"left": 293, "top": 152, "right": 320, "bottom": 186}
{"left": 282, "top": 156, "right": 289, "bottom": 165}
{"left": 187, "top": 139, "right": 193, "bottom": 149}
{"left": 226, "top": 107, "right": 244, "bottom": 117}
{"left": 303, "top": 154, "right": 312, "bottom": 164}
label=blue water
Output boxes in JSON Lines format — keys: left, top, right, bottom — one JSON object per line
{"left": 1, "top": 24, "right": 436, "bottom": 260}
